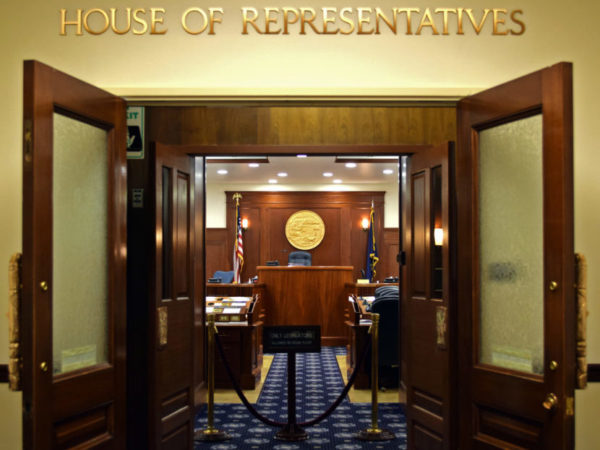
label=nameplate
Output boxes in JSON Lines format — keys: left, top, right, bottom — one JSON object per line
{"left": 263, "top": 326, "right": 321, "bottom": 353}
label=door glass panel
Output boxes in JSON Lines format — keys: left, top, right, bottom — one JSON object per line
{"left": 52, "top": 112, "right": 109, "bottom": 375}
{"left": 478, "top": 114, "right": 544, "bottom": 375}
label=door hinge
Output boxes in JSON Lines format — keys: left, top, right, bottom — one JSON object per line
{"left": 566, "top": 396, "right": 574, "bottom": 416}
{"left": 8, "top": 253, "right": 23, "bottom": 391}
{"left": 23, "top": 120, "right": 32, "bottom": 164}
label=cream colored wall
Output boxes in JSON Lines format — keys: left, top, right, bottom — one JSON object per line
{"left": 206, "top": 182, "right": 399, "bottom": 228}
{"left": 1, "top": 1, "right": 599, "bottom": 448}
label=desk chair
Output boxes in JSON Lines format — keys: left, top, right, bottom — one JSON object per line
{"left": 212, "top": 270, "right": 234, "bottom": 283}
{"left": 288, "top": 251, "right": 312, "bottom": 266}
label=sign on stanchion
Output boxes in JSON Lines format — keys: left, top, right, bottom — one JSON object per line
{"left": 195, "top": 314, "right": 231, "bottom": 442}
{"left": 355, "top": 313, "right": 395, "bottom": 441}
{"left": 263, "top": 326, "right": 321, "bottom": 441}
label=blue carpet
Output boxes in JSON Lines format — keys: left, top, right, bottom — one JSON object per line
{"left": 195, "top": 347, "right": 407, "bottom": 448}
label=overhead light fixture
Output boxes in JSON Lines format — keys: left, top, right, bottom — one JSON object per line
{"left": 383, "top": 169, "right": 394, "bottom": 175}
{"left": 248, "top": 163, "right": 260, "bottom": 168}
{"left": 217, "top": 169, "right": 228, "bottom": 175}
{"left": 277, "top": 172, "right": 288, "bottom": 177}
{"left": 345, "top": 162, "right": 357, "bottom": 168}
{"left": 333, "top": 179, "right": 343, "bottom": 184}
{"left": 268, "top": 179, "right": 278, "bottom": 184}
{"left": 297, "top": 154, "right": 307, "bottom": 158}
{"left": 323, "top": 172, "right": 333, "bottom": 177}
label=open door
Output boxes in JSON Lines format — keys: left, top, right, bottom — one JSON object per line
{"left": 22, "top": 61, "right": 127, "bottom": 448}
{"left": 456, "top": 63, "right": 574, "bottom": 448}
{"left": 404, "top": 143, "right": 455, "bottom": 449}
{"left": 148, "top": 142, "right": 202, "bottom": 449}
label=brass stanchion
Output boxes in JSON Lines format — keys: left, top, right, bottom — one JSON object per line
{"left": 356, "top": 313, "right": 395, "bottom": 441}
{"left": 195, "top": 314, "right": 231, "bottom": 442}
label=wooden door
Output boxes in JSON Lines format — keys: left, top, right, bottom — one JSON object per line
{"left": 456, "top": 62, "right": 574, "bottom": 448}
{"left": 149, "top": 142, "right": 199, "bottom": 449}
{"left": 404, "top": 143, "right": 454, "bottom": 449}
{"left": 22, "top": 60, "right": 127, "bottom": 448}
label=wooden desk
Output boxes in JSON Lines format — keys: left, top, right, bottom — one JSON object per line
{"left": 346, "top": 282, "right": 399, "bottom": 298}
{"left": 206, "top": 295, "right": 264, "bottom": 390}
{"left": 257, "top": 266, "right": 353, "bottom": 346}
{"left": 345, "top": 296, "right": 371, "bottom": 389}
{"left": 206, "top": 282, "right": 265, "bottom": 297}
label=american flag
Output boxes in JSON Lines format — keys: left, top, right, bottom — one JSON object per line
{"left": 233, "top": 195, "right": 244, "bottom": 283}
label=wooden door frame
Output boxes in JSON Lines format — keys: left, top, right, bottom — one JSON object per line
{"left": 126, "top": 105, "right": 456, "bottom": 447}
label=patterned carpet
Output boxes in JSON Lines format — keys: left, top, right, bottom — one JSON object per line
{"left": 194, "top": 347, "right": 407, "bottom": 449}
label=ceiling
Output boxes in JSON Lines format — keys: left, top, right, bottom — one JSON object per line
{"left": 205, "top": 155, "right": 402, "bottom": 187}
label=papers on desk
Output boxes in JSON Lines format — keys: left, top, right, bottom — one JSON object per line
{"left": 206, "top": 306, "right": 214, "bottom": 313}
{"left": 360, "top": 296, "right": 375, "bottom": 304}
{"left": 223, "top": 307, "right": 242, "bottom": 314}
{"left": 360, "top": 319, "right": 373, "bottom": 325}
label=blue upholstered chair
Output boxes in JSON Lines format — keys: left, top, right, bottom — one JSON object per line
{"left": 288, "top": 251, "right": 312, "bottom": 266}
{"left": 370, "top": 286, "right": 399, "bottom": 387}
{"left": 212, "top": 270, "right": 234, "bottom": 283}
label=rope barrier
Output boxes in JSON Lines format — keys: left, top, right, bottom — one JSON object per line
{"left": 214, "top": 331, "right": 372, "bottom": 428}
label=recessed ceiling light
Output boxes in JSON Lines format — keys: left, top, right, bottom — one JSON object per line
{"left": 297, "top": 154, "right": 307, "bottom": 158}
{"left": 248, "top": 163, "right": 260, "bottom": 168}
{"left": 277, "top": 172, "right": 288, "bottom": 177}
{"left": 268, "top": 179, "right": 278, "bottom": 184}
{"left": 333, "top": 179, "right": 343, "bottom": 184}
{"left": 383, "top": 169, "right": 394, "bottom": 175}
{"left": 323, "top": 172, "right": 333, "bottom": 177}
{"left": 345, "top": 162, "right": 357, "bottom": 168}
{"left": 217, "top": 169, "right": 228, "bottom": 175}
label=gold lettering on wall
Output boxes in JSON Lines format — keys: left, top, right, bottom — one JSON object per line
{"left": 58, "top": 6, "right": 527, "bottom": 36}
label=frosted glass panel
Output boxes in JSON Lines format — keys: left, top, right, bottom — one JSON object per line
{"left": 53, "top": 113, "right": 109, "bottom": 375}
{"left": 478, "top": 114, "right": 544, "bottom": 375}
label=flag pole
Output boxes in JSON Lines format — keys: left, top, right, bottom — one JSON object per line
{"left": 232, "top": 193, "right": 243, "bottom": 284}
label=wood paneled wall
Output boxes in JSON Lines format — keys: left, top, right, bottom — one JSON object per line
{"left": 381, "top": 228, "right": 401, "bottom": 280}
{"left": 205, "top": 191, "right": 400, "bottom": 281}
{"left": 145, "top": 105, "right": 456, "bottom": 146}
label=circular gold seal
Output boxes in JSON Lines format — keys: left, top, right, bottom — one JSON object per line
{"left": 285, "top": 210, "right": 325, "bottom": 250}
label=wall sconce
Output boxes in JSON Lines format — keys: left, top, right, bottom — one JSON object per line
{"left": 361, "top": 217, "right": 370, "bottom": 231}
{"left": 434, "top": 227, "right": 444, "bottom": 246}
{"left": 241, "top": 218, "right": 249, "bottom": 230}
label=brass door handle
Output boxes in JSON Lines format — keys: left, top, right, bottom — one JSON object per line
{"left": 543, "top": 393, "right": 558, "bottom": 411}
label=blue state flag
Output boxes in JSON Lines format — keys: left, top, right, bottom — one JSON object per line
{"left": 365, "top": 205, "right": 379, "bottom": 282}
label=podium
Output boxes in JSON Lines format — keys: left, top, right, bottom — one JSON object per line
{"left": 257, "top": 266, "right": 353, "bottom": 346}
